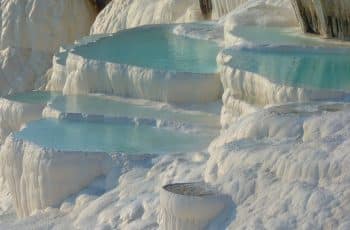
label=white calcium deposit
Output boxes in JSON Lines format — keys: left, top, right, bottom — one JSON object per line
{"left": 212, "top": 0, "right": 295, "bottom": 20}
{"left": 0, "top": 0, "right": 95, "bottom": 53}
{"left": 90, "top": 0, "right": 203, "bottom": 34}
{"left": 0, "top": 0, "right": 96, "bottom": 96}
{"left": 0, "top": 98, "right": 44, "bottom": 143}
{"left": 0, "top": 0, "right": 349, "bottom": 229}
{"left": 205, "top": 105, "right": 350, "bottom": 229}
{"left": 46, "top": 51, "right": 222, "bottom": 104}
{"left": 0, "top": 135, "right": 112, "bottom": 218}
{"left": 0, "top": 47, "right": 51, "bottom": 96}
{"left": 1, "top": 103, "right": 350, "bottom": 229}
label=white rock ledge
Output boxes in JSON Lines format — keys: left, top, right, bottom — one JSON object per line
{"left": 0, "top": 135, "right": 113, "bottom": 218}
{"left": 0, "top": 98, "right": 44, "bottom": 142}
{"left": 47, "top": 52, "right": 222, "bottom": 104}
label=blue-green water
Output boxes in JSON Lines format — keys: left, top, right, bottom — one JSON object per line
{"left": 71, "top": 25, "right": 220, "bottom": 73}
{"left": 15, "top": 119, "right": 214, "bottom": 154}
{"left": 50, "top": 95, "right": 219, "bottom": 127}
{"left": 226, "top": 47, "right": 350, "bottom": 91}
{"left": 5, "top": 91, "right": 219, "bottom": 127}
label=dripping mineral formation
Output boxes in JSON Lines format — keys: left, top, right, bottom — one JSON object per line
{"left": 199, "top": 0, "right": 213, "bottom": 19}
{"left": 291, "top": 0, "right": 350, "bottom": 40}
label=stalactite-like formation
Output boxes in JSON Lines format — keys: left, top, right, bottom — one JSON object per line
{"left": 199, "top": 0, "right": 213, "bottom": 19}
{"left": 291, "top": 0, "right": 350, "bottom": 40}
{"left": 89, "top": 0, "right": 111, "bottom": 12}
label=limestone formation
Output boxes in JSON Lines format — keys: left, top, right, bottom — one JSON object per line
{"left": 291, "top": 0, "right": 350, "bottom": 40}
{"left": 199, "top": 0, "right": 213, "bottom": 19}
{"left": 88, "top": 0, "right": 112, "bottom": 12}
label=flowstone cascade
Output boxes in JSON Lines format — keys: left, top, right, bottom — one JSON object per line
{"left": 291, "top": 0, "right": 350, "bottom": 40}
{"left": 199, "top": 0, "right": 213, "bottom": 19}
{"left": 0, "top": 0, "right": 96, "bottom": 96}
{"left": 89, "top": 0, "right": 112, "bottom": 12}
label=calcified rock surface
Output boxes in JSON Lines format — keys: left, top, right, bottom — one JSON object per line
{"left": 0, "top": 0, "right": 350, "bottom": 229}
{"left": 46, "top": 53, "right": 222, "bottom": 104}
{"left": 0, "top": 48, "right": 51, "bottom": 96}
{"left": 199, "top": 0, "right": 213, "bottom": 19}
{"left": 90, "top": 0, "right": 203, "bottom": 34}
{"left": 0, "top": 0, "right": 95, "bottom": 52}
{"left": 89, "top": 0, "right": 112, "bottom": 12}
{"left": 291, "top": 0, "right": 350, "bottom": 40}
{"left": 0, "top": 136, "right": 112, "bottom": 217}
{"left": 0, "top": 98, "right": 44, "bottom": 143}
{"left": 0, "top": 0, "right": 96, "bottom": 96}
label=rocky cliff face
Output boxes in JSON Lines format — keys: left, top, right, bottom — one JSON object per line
{"left": 199, "top": 0, "right": 212, "bottom": 19}
{"left": 291, "top": 0, "right": 350, "bottom": 40}
{"left": 89, "top": 0, "right": 112, "bottom": 12}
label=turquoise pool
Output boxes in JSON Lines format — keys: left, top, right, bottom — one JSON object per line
{"left": 225, "top": 46, "right": 350, "bottom": 91}
{"left": 70, "top": 24, "right": 220, "bottom": 74}
{"left": 4, "top": 91, "right": 219, "bottom": 127}
{"left": 15, "top": 119, "right": 214, "bottom": 154}
{"left": 50, "top": 95, "right": 219, "bottom": 128}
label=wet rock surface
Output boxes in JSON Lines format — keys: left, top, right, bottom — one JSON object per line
{"left": 291, "top": 0, "right": 350, "bottom": 40}
{"left": 89, "top": 0, "right": 112, "bottom": 12}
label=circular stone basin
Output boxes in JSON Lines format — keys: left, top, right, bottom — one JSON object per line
{"left": 224, "top": 46, "right": 350, "bottom": 92}
{"left": 160, "top": 182, "right": 226, "bottom": 229}
{"left": 71, "top": 24, "right": 220, "bottom": 74}
{"left": 15, "top": 119, "right": 215, "bottom": 154}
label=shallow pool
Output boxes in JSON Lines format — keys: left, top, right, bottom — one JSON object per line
{"left": 49, "top": 94, "right": 219, "bottom": 128}
{"left": 226, "top": 46, "right": 350, "bottom": 91}
{"left": 15, "top": 119, "right": 214, "bottom": 154}
{"left": 4, "top": 91, "right": 219, "bottom": 127}
{"left": 71, "top": 24, "right": 220, "bottom": 74}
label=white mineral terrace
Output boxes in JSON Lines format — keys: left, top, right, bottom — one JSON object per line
{"left": 0, "top": 0, "right": 349, "bottom": 229}
{"left": 46, "top": 24, "right": 223, "bottom": 104}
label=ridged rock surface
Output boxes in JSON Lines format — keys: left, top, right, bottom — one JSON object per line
{"left": 90, "top": 0, "right": 204, "bottom": 34}
{"left": 0, "top": 0, "right": 95, "bottom": 52}
{"left": 0, "top": 0, "right": 96, "bottom": 95}
{"left": 291, "top": 0, "right": 350, "bottom": 40}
